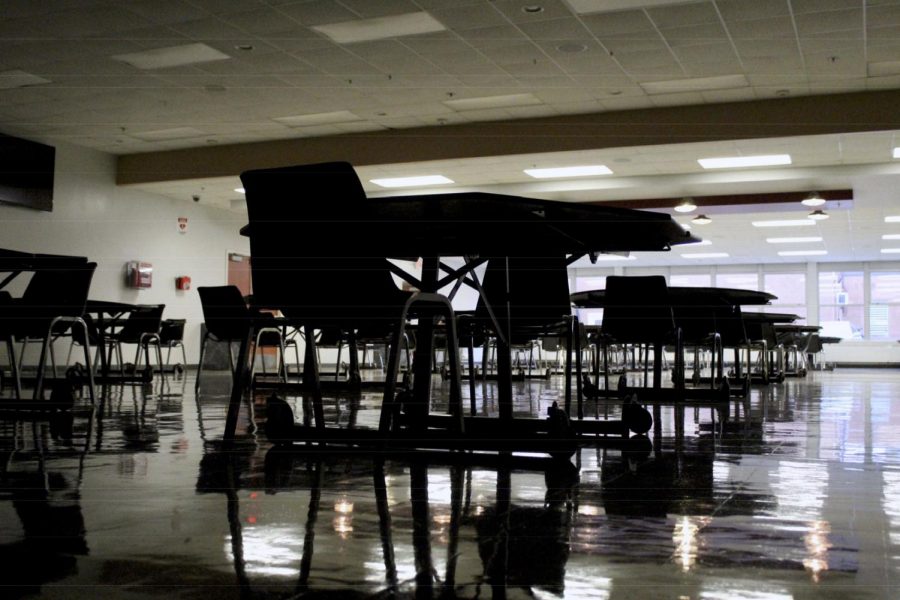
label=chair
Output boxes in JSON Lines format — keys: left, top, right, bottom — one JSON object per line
{"left": 463, "top": 255, "right": 579, "bottom": 416}
{"left": 239, "top": 161, "right": 462, "bottom": 434}
{"left": 159, "top": 319, "right": 187, "bottom": 373}
{"left": 196, "top": 285, "right": 294, "bottom": 391}
{"left": 599, "top": 276, "right": 684, "bottom": 394}
{"left": 104, "top": 304, "right": 166, "bottom": 377}
{"left": 1, "top": 261, "right": 98, "bottom": 403}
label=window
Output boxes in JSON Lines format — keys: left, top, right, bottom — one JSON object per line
{"left": 669, "top": 273, "right": 712, "bottom": 287}
{"left": 819, "top": 271, "right": 864, "bottom": 339}
{"left": 870, "top": 272, "right": 900, "bottom": 340}
{"left": 716, "top": 272, "right": 758, "bottom": 291}
{"left": 762, "top": 272, "right": 807, "bottom": 323}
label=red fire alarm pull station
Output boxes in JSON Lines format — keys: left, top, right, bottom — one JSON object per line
{"left": 125, "top": 261, "right": 153, "bottom": 289}
{"left": 175, "top": 276, "right": 191, "bottom": 290}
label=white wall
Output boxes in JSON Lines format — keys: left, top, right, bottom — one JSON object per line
{"left": 1, "top": 141, "right": 248, "bottom": 364}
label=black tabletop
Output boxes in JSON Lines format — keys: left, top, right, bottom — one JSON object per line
{"left": 571, "top": 286, "right": 776, "bottom": 308}
{"left": 740, "top": 311, "right": 800, "bottom": 324}
{"left": 240, "top": 191, "right": 698, "bottom": 257}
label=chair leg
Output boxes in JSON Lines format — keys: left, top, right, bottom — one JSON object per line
{"left": 32, "top": 335, "right": 52, "bottom": 401}
{"left": 155, "top": 341, "right": 165, "bottom": 381}
{"left": 65, "top": 340, "right": 75, "bottom": 368}
{"left": 75, "top": 320, "right": 96, "bottom": 405}
{"left": 304, "top": 325, "right": 325, "bottom": 429}
{"left": 195, "top": 333, "right": 209, "bottom": 394}
{"left": 467, "top": 334, "right": 476, "bottom": 416}
{"left": 6, "top": 338, "right": 22, "bottom": 401}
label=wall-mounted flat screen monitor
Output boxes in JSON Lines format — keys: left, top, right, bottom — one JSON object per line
{"left": 0, "top": 133, "right": 55, "bottom": 212}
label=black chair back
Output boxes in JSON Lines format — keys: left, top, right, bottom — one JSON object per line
{"left": 114, "top": 304, "right": 165, "bottom": 343}
{"left": 475, "top": 255, "right": 571, "bottom": 340}
{"left": 159, "top": 319, "right": 186, "bottom": 345}
{"left": 239, "top": 161, "right": 410, "bottom": 327}
{"left": 13, "top": 262, "right": 97, "bottom": 337}
{"left": 197, "top": 286, "right": 251, "bottom": 342}
{"left": 601, "top": 275, "right": 675, "bottom": 344}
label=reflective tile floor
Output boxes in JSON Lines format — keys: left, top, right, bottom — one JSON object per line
{"left": 2, "top": 368, "right": 900, "bottom": 599}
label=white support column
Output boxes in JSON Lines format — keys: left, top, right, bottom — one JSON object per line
{"left": 807, "top": 261, "right": 818, "bottom": 325}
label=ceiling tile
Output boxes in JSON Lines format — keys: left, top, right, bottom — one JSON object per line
{"left": 428, "top": 4, "right": 509, "bottom": 30}
{"left": 646, "top": 1, "right": 721, "bottom": 27}
{"left": 615, "top": 50, "right": 685, "bottom": 75}
{"left": 182, "top": 0, "right": 268, "bottom": 16}
{"left": 226, "top": 9, "right": 310, "bottom": 35}
{"left": 794, "top": 9, "right": 863, "bottom": 36}
{"left": 717, "top": 0, "right": 791, "bottom": 21}
{"left": 660, "top": 22, "right": 732, "bottom": 48}
{"left": 517, "top": 16, "right": 590, "bottom": 40}
{"left": 649, "top": 91, "right": 706, "bottom": 106}
{"left": 456, "top": 24, "right": 529, "bottom": 48}
{"left": 125, "top": 0, "right": 209, "bottom": 25}
{"left": 280, "top": 1, "right": 367, "bottom": 27}
{"left": 805, "top": 51, "right": 866, "bottom": 75}
{"left": 791, "top": 0, "right": 863, "bottom": 13}
{"left": 742, "top": 55, "right": 806, "bottom": 74}
{"left": 734, "top": 38, "right": 801, "bottom": 59}
{"left": 700, "top": 87, "right": 758, "bottom": 102}
{"left": 490, "top": 0, "right": 575, "bottom": 23}
{"left": 725, "top": 16, "right": 798, "bottom": 40}
{"left": 866, "top": 3, "right": 900, "bottom": 28}
{"left": 336, "top": 0, "right": 422, "bottom": 19}
{"left": 597, "top": 33, "right": 670, "bottom": 55}
{"left": 580, "top": 10, "right": 656, "bottom": 36}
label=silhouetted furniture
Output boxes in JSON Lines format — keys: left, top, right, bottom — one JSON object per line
{"left": 239, "top": 162, "right": 456, "bottom": 435}
{"left": 463, "top": 255, "right": 580, "bottom": 416}
{"left": 158, "top": 318, "right": 187, "bottom": 370}
{"left": 196, "top": 286, "right": 255, "bottom": 392}
{"left": 103, "top": 304, "right": 165, "bottom": 379}
{"left": 598, "top": 276, "right": 685, "bottom": 401}
{"left": 226, "top": 162, "right": 697, "bottom": 449}
{"left": 0, "top": 259, "right": 97, "bottom": 404}
{"left": 740, "top": 312, "right": 798, "bottom": 384}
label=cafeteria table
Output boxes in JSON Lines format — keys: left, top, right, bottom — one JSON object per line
{"left": 226, "top": 173, "right": 696, "bottom": 453}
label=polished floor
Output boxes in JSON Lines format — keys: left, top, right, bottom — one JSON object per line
{"left": 1, "top": 365, "right": 899, "bottom": 599}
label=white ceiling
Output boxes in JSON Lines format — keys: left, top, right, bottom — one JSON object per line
{"left": 3, "top": 0, "right": 900, "bottom": 265}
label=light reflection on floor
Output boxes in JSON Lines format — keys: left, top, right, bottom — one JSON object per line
{"left": 0, "top": 367, "right": 899, "bottom": 598}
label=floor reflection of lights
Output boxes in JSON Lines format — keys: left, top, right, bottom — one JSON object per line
{"left": 225, "top": 524, "right": 304, "bottom": 578}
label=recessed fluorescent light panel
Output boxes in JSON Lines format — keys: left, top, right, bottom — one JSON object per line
{"left": 524, "top": 165, "right": 613, "bottom": 179}
{"left": 698, "top": 154, "right": 792, "bottom": 169}
{"left": 766, "top": 236, "right": 823, "bottom": 244}
{"left": 370, "top": 175, "right": 454, "bottom": 188}
{"left": 885, "top": 216, "right": 900, "bottom": 223}
{"left": 894, "top": 147, "right": 900, "bottom": 159}
{"left": 882, "top": 234, "right": 900, "bottom": 240}
{"left": 235, "top": 188, "right": 245, "bottom": 194}
{"left": 312, "top": 12, "right": 445, "bottom": 44}
{"left": 752, "top": 219, "right": 816, "bottom": 228}
{"left": 444, "top": 93, "right": 542, "bottom": 111}
{"left": 683, "top": 239, "right": 713, "bottom": 246}
{"left": 641, "top": 74, "right": 748, "bottom": 95}
{"left": 778, "top": 250, "right": 827, "bottom": 256}
{"left": 273, "top": 110, "right": 362, "bottom": 127}
{"left": 567, "top": 0, "right": 687, "bottom": 13}
{"left": 112, "top": 43, "right": 230, "bottom": 70}
{"left": 881, "top": 248, "right": 900, "bottom": 254}
{"left": 682, "top": 252, "right": 729, "bottom": 259}
{"left": 0, "top": 69, "right": 51, "bottom": 89}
